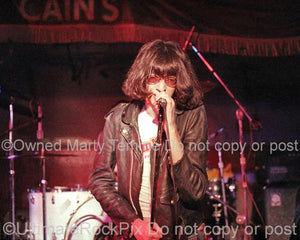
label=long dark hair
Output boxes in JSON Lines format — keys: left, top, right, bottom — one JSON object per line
{"left": 122, "top": 39, "right": 203, "bottom": 110}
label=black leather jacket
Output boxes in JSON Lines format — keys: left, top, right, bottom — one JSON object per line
{"left": 89, "top": 101, "right": 208, "bottom": 239}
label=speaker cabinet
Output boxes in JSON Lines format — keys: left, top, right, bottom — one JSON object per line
{"left": 264, "top": 183, "right": 300, "bottom": 240}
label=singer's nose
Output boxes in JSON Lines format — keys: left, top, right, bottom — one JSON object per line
{"left": 156, "top": 79, "right": 167, "bottom": 92}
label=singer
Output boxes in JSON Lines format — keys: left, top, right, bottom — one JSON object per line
{"left": 89, "top": 40, "right": 208, "bottom": 240}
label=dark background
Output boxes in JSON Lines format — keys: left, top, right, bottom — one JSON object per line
{"left": 0, "top": 0, "right": 299, "bottom": 237}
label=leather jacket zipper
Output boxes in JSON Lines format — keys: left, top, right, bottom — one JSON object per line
{"left": 122, "top": 122, "right": 142, "bottom": 216}
{"left": 129, "top": 150, "right": 138, "bottom": 215}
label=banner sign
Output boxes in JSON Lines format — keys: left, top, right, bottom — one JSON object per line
{"left": 15, "top": 0, "right": 122, "bottom": 24}
{"left": 0, "top": 0, "right": 299, "bottom": 56}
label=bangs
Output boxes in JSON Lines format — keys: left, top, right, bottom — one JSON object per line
{"left": 149, "top": 50, "right": 180, "bottom": 77}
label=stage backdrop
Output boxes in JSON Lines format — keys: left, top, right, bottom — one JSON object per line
{"left": 0, "top": 0, "right": 299, "bottom": 56}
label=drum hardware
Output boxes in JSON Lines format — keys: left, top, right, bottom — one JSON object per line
{"left": 212, "top": 203, "right": 222, "bottom": 224}
{"left": 2, "top": 103, "right": 80, "bottom": 240}
{"left": 63, "top": 192, "right": 108, "bottom": 240}
{"left": 1, "top": 94, "right": 39, "bottom": 240}
{"left": 0, "top": 86, "right": 38, "bottom": 118}
{"left": 28, "top": 188, "right": 106, "bottom": 240}
{"left": 236, "top": 109, "right": 249, "bottom": 240}
{"left": 207, "top": 178, "right": 237, "bottom": 226}
{"left": 209, "top": 127, "right": 230, "bottom": 227}
{"left": 2, "top": 97, "right": 104, "bottom": 240}
{"left": 7, "top": 101, "right": 16, "bottom": 240}
{"left": 206, "top": 187, "right": 240, "bottom": 220}
{"left": 29, "top": 194, "right": 36, "bottom": 205}
{"left": 64, "top": 195, "right": 98, "bottom": 239}
{"left": 2, "top": 104, "right": 48, "bottom": 240}
{"left": 35, "top": 104, "right": 48, "bottom": 240}
{"left": 217, "top": 146, "right": 229, "bottom": 227}
{"left": 205, "top": 189, "right": 239, "bottom": 240}
{"left": 66, "top": 215, "right": 105, "bottom": 240}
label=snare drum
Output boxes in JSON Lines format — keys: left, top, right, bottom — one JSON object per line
{"left": 28, "top": 187, "right": 107, "bottom": 240}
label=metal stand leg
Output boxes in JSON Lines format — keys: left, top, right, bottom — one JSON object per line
{"left": 9, "top": 159, "right": 15, "bottom": 240}
{"left": 8, "top": 103, "right": 16, "bottom": 240}
{"left": 236, "top": 109, "right": 248, "bottom": 240}
{"left": 37, "top": 104, "right": 47, "bottom": 240}
{"left": 217, "top": 148, "right": 229, "bottom": 227}
{"left": 41, "top": 156, "right": 47, "bottom": 240}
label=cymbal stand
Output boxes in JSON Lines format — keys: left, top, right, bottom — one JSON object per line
{"left": 36, "top": 104, "right": 47, "bottom": 240}
{"left": 8, "top": 102, "right": 16, "bottom": 240}
{"left": 210, "top": 128, "right": 229, "bottom": 227}
{"left": 216, "top": 145, "right": 229, "bottom": 227}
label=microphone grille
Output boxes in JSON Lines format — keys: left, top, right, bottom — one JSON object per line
{"left": 158, "top": 98, "right": 166, "bottom": 107}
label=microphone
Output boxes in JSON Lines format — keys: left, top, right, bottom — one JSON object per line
{"left": 158, "top": 98, "right": 166, "bottom": 121}
{"left": 182, "top": 25, "right": 195, "bottom": 51}
{"left": 158, "top": 98, "right": 167, "bottom": 108}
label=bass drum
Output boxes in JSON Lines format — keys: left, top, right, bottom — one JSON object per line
{"left": 28, "top": 187, "right": 107, "bottom": 240}
{"left": 64, "top": 193, "right": 109, "bottom": 240}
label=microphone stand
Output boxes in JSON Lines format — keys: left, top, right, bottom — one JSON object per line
{"left": 236, "top": 109, "right": 248, "bottom": 239}
{"left": 188, "top": 42, "right": 262, "bottom": 130}
{"left": 187, "top": 42, "right": 260, "bottom": 239}
{"left": 150, "top": 103, "right": 165, "bottom": 228}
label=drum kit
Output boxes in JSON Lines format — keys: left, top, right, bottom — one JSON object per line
{"left": 0, "top": 101, "right": 110, "bottom": 240}
{"left": 1, "top": 106, "right": 242, "bottom": 240}
{"left": 27, "top": 186, "right": 107, "bottom": 240}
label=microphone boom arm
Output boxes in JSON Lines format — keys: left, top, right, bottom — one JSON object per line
{"left": 189, "top": 42, "right": 262, "bottom": 130}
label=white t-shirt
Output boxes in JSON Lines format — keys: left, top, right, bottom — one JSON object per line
{"left": 138, "top": 109, "right": 158, "bottom": 218}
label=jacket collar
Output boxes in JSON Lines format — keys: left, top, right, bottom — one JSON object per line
{"left": 121, "top": 100, "right": 144, "bottom": 126}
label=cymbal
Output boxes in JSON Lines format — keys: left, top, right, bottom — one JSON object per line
{"left": 199, "top": 80, "right": 217, "bottom": 94}
{"left": 3, "top": 152, "right": 79, "bottom": 160}
{"left": 0, "top": 87, "right": 36, "bottom": 117}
